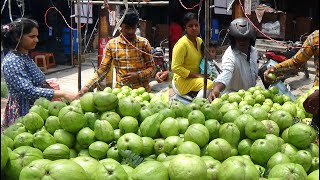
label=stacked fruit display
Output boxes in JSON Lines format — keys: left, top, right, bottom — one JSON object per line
{"left": 1, "top": 85, "right": 319, "bottom": 180}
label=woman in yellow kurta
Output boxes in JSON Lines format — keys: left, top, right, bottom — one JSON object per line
{"left": 171, "top": 12, "right": 213, "bottom": 95}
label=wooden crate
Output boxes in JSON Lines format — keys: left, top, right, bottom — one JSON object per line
{"left": 249, "top": 12, "right": 294, "bottom": 40}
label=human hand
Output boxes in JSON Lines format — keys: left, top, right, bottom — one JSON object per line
{"left": 77, "top": 86, "right": 89, "bottom": 98}
{"left": 263, "top": 67, "right": 277, "bottom": 83}
{"left": 208, "top": 89, "right": 220, "bottom": 102}
{"left": 303, "top": 90, "right": 319, "bottom": 115}
{"left": 122, "top": 72, "right": 139, "bottom": 84}
{"left": 155, "top": 71, "right": 169, "bottom": 83}
{"left": 63, "top": 91, "right": 79, "bottom": 102}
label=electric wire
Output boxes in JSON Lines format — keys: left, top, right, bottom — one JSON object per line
{"left": 178, "top": 0, "right": 203, "bottom": 10}
{"left": 237, "top": 0, "right": 318, "bottom": 49}
{"left": 1, "top": 0, "right": 8, "bottom": 14}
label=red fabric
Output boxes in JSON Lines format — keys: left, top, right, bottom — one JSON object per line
{"left": 169, "top": 22, "right": 183, "bottom": 62}
{"left": 169, "top": 22, "right": 183, "bottom": 48}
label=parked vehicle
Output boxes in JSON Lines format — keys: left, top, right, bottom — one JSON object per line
{"left": 152, "top": 39, "right": 169, "bottom": 74}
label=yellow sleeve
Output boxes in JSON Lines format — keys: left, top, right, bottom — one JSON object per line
{"left": 138, "top": 40, "right": 156, "bottom": 80}
{"left": 171, "top": 40, "right": 190, "bottom": 78}
{"left": 274, "top": 31, "right": 317, "bottom": 74}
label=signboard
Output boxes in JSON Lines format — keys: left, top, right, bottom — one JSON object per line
{"left": 74, "top": 3, "right": 93, "bottom": 24}
{"left": 214, "top": 0, "right": 232, "bottom": 15}
{"left": 109, "top": 11, "right": 116, "bottom": 26}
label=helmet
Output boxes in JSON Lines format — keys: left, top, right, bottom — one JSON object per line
{"left": 228, "top": 17, "right": 256, "bottom": 40}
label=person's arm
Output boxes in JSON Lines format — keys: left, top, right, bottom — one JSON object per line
{"left": 3, "top": 59, "right": 55, "bottom": 100}
{"left": 272, "top": 31, "right": 318, "bottom": 75}
{"left": 207, "top": 54, "right": 235, "bottom": 101}
{"left": 3, "top": 59, "right": 78, "bottom": 102}
{"left": 79, "top": 42, "right": 113, "bottom": 95}
{"left": 136, "top": 39, "right": 156, "bottom": 81}
{"left": 53, "top": 90, "right": 78, "bottom": 102}
{"left": 208, "top": 82, "right": 225, "bottom": 102}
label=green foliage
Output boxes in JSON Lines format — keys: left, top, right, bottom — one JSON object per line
{"left": 1, "top": 81, "right": 8, "bottom": 98}
{"left": 120, "top": 149, "right": 144, "bottom": 168}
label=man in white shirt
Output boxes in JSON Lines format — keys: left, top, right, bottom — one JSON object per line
{"left": 208, "top": 17, "right": 258, "bottom": 102}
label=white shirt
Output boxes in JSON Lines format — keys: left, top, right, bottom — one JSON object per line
{"left": 215, "top": 46, "right": 258, "bottom": 94}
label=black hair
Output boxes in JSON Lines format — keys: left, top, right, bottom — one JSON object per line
{"left": 209, "top": 41, "right": 218, "bottom": 49}
{"left": 200, "top": 41, "right": 219, "bottom": 57}
{"left": 182, "top": 12, "right": 197, "bottom": 29}
{"left": 121, "top": 8, "right": 139, "bottom": 27}
{"left": 1, "top": 18, "right": 39, "bottom": 50}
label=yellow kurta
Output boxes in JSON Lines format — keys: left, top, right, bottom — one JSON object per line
{"left": 171, "top": 35, "right": 213, "bottom": 95}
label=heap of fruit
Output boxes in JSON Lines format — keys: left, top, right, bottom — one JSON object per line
{"left": 1, "top": 85, "right": 319, "bottom": 180}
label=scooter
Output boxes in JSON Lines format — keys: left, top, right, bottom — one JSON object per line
{"left": 152, "top": 39, "right": 169, "bottom": 74}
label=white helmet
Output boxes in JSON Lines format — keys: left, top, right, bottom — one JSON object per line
{"left": 229, "top": 17, "right": 256, "bottom": 40}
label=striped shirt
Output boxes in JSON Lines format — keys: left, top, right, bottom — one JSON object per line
{"left": 273, "top": 30, "right": 319, "bottom": 86}
{"left": 85, "top": 35, "right": 156, "bottom": 91}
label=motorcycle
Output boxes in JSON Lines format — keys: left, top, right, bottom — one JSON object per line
{"left": 152, "top": 39, "right": 169, "bottom": 74}
{"left": 258, "top": 40, "right": 309, "bottom": 89}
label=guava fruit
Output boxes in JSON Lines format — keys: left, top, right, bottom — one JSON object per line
{"left": 23, "top": 112, "right": 44, "bottom": 133}
{"left": 53, "top": 129, "right": 75, "bottom": 148}
{"left": 45, "top": 116, "right": 61, "bottom": 134}
{"left": 71, "top": 156, "right": 105, "bottom": 179}
{"left": 288, "top": 123, "right": 316, "bottom": 149}
{"left": 184, "top": 124, "right": 209, "bottom": 148}
{"left": 43, "top": 143, "right": 70, "bottom": 160}
{"left": 168, "top": 154, "right": 207, "bottom": 180}
{"left": 93, "top": 91, "right": 118, "bottom": 112}
{"left": 217, "top": 156, "right": 260, "bottom": 180}
{"left": 88, "top": 141, "right": 109, "bottom": 160}
{"left": 5, "top": 146, "right": 43, "bottom": 180}
{"left": 48, "top": 101, "right": 67, "bottom": 116}
{"left": 13, "top": 132, "right": 33, "bottom": 148}
{"left": 29, "top": 105, "right": 49, "bottom": 121}
{"left": 80, "top": 92, "right": 97, "bottom": 113}
{"left": 132, "top": 161, "right": 169, "bottom": 180}
{"left": 58, "top": 105, "right": 85, "bottom": 133}
{"left": 33, "top": 128, "right": 56, "bottom": 151}
{"left": 207, "top": 138, "right": 232, "bottom": 161}
{"left": 117, "top": 96, "right": 141, "bottom": 118}
{"left": 268, "top": 163, "right": 307, "bottom": 180}
{"left": 33, "top": 97, "right": 51, "bottom": 109}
